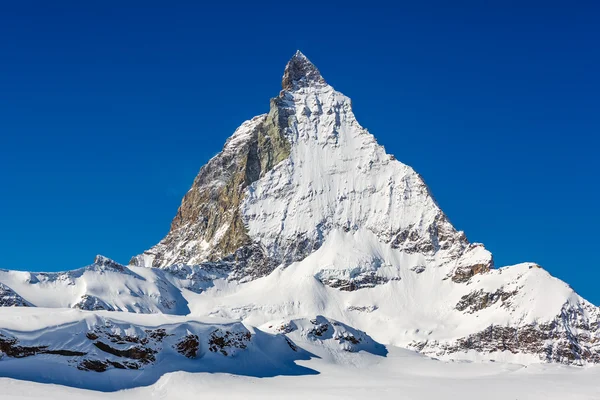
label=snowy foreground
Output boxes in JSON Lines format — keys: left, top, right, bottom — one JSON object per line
{"left": 1, "top": 346, "right": 599, "bottom": 399}
{"left": 0, "top": 307, "right": 598, "bottom": 399}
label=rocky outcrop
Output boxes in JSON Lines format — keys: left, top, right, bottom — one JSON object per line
{"left": 282, "top": 50, "right": 326, "bottom": 91}
{"left": 0, "top": 333, "right": 86, "bottom": 358}
{"left": 208, "top": 329, "right": 251, "bottom": 356}
{"left": 270, "top": 316, "right": 386, "bottom": 355}
{"left": 175, "top": 334, "right": 200, "bottom": 358}
{"left": 451, "top": 244, "right": 494, "bottom": 283}
{"left": 0, "top": 318, "right": 255, "bottom": 373}
{"left": 455, "top": 288, "right": 517, "bottom": 314}
{"left": 0, "top": 283, "right": 32, "bottom": 307}
{"left": 131, "top": 94, "right": 294, "bottom": 280}
{"left": 411, "top": 302, "right": 600, "bottom": 365}
{"left": 93, "top": 254, "right": 129, "bottom": 273}
{"left": 317, "top": 273, "right": 399, "bottom": 291}
{"left": 78, "top": 359, "right": 140, "bottom": 372}
{"left": 73, "top": 295, "right": 115, "bottom": 311}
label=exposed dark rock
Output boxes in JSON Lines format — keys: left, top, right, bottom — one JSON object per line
{"left": 272, "top": 321, "right": 296, "bottom": 334}
{"left": 389, "top": 214, "right": 466, "bottom": 256}
{"left": 87, "top": 325, "right": 171, "bottom": 346}
{"left": 309, "top": 321, "right": 329, "bottom": 337}
{"left": 208, "top": 329, "right": 251, "bottom": 356}
{"left": 346, "top": 305, "right": 378, "bottom": 313}
{"left": 175, "top": 334, "right": 199, "bottom": 358}
{"left": 108, "top": 360, "right": 126, "bottom": 369}
{"left": 0, "top": 283, "right": 33, "bottom": 307}
{"left": 281, "top": 50, "right": 326, "bottom": 91}
{"left": 411, "top": 265, "right": 426, "bottom": 274}
{"left": 285, "top": 337, "right": 298, "bottom": 352}
{"left": 92, "top": 341, "right": 156, "bottom": 363}
{"left": 93, "top": 255, "right": 127, "bottom": 272}
{"left": 318, "top": 272, "right": 398, "bottom": 291}
{"left": 78, "top": 359, "right": 109, "bottom": 372}
{"left": 145, "top": 328, "right": 170, "bottom": 342}
{"left": 132, "top": 90, "right": 294, "bottom": 281}
{"left": 456, "top": 288, "right": 517, "bottom": 314}
{"left": 334, "top": 330, "right": 361, "bottom": 346}
{"left": 452, "top": 262, "right": 492, "bottom": 283}
{"left": 73, "top": 294, "right": 114, "bottom": 311}
{"left": 412, "top": 302, "right": 600, "bottom": 365}
{"left": 77, "top": 358, "right": 140, "bottom": 372}
{"left": 44, "top": 349, "right": 88, "bottom": 356}
{"left": 0, "top": 333, "right": 86, "bottom": 358}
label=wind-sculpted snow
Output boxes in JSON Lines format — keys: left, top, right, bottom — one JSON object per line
{"left": 0, "top": 308, "right": 387, "bottom": 391}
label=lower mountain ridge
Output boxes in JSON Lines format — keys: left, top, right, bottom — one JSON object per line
{"left": 1, "top": 51, "right": 598, "bottom": 383}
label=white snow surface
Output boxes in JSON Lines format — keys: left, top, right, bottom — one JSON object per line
{"left": 3, "top": 363, "right": 600, "bottom": 400}
{"left": 0, "top": 307, "right": 598, "bottom": 399}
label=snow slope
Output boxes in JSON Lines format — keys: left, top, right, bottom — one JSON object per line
{"left": 1, "top": 334, "right": 599, "bottom": 399}
{"left": 0, "top": 306, "right": 599, "bottom": 399}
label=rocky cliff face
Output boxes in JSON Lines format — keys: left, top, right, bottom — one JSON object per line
{"left": 130, "top": 90, "right": 294, "bottom": 281}
{"left": 407, "top": 263, "right": 600, "bottom": 364}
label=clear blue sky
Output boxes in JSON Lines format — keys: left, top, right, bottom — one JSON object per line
{"left": 1, "top": 2, "right": 598, "bottom": 302}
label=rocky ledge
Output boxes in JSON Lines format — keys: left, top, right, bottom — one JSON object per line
{"left": 411, "top": 302, "right": 600, "bottom": 365}
{"left": 0, "top": 318, "right": 255, "bottom": 373}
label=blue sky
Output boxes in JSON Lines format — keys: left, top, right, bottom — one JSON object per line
{"left": 1, "top": 2, "right": 598, "bottom": 302}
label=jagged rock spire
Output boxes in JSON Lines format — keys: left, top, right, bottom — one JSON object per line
{"left": 282, "top": 50, "right": 326, "bottom": 91}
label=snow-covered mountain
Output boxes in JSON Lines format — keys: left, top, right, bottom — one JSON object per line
{"left": 0, "top": 51, "right": 598, "bottom": 383}
{"left": 131, "top": 51, "right": 492, "bottom": 287}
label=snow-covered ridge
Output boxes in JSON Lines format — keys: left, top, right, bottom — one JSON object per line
{"left": 0, "top": 255, "right": 191, "bottom": 314}
{"left": 0, "top": 308, "right": 321, "bottom": 391}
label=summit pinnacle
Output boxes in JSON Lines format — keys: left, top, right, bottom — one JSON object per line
{"left": 281, "top": 50, "right": 326, "bottom": 91}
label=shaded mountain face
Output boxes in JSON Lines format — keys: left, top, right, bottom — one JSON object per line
{"left": 0, "top": 52, "right": 598, "bottom": 368}
{"left": 131, "top": 51, "right": 493, "bottom": 285}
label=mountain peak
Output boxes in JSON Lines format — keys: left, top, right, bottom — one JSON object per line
{"left": 282, "top": 50, "right": 326, "bottom": 90}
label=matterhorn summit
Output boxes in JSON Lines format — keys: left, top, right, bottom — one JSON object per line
{"left": 132, "top": 50, "right": 493, "bottom": 288}
{"left": 0, "top": 52, "right": 599, "bottom": 388}
{"left": 281, "top": 50, "right": 327, "bottom": 90}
